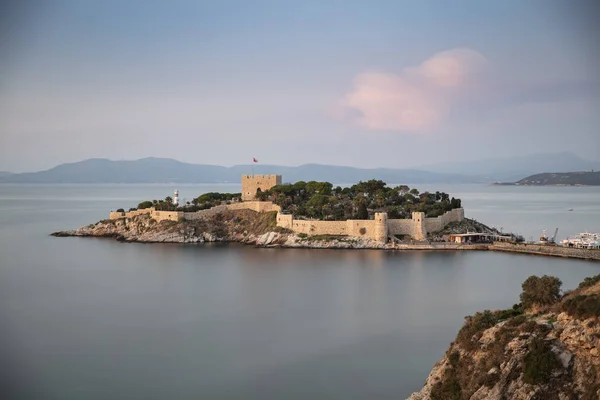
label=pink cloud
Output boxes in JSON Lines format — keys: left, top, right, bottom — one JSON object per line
{"left": 343, "top": 48, "right": 488, "bottom": 132}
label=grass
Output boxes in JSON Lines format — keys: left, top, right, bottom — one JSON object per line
{"left": 307, "top": 234, "right": 347, "bottom": 242}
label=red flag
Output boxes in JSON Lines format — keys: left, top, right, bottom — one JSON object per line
{"left": 253, "top": 158, "right": 258, "bottom": 163}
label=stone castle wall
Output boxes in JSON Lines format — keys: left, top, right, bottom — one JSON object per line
{"left": 110, "top": 202, "right": 463, "bottom": 242}
{"left": 241, "top": 174, "right": 282, "bottom": 201}
{"left": 182, "top": 205, "right": 228, "bottom": 220}
{"left": 227, "top": 201, "right": 281, "bottom": 213}
{"left": 423, "top": 208, "right": 464, "bottom": 233}
{"left": 276, "top": 208, "right": 464, "bottom": 242}
{"left": 110, "top": 202, "right": 280, "bottom": 223}
{"left": 109, "top": 208, "right": 182, "bottom": 222}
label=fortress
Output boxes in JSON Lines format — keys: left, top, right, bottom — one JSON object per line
{"left": 110, "top": 174, "right": 464, "bottom": 242}
{"left": 241, "top": 174, "right": 282, "bottom": 201}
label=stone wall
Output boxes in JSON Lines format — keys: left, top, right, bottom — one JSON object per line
{"left": 277, "top": 208, "right": 464, "bottom": 243}
{"left": 276, "top": 213, "right": 293, "bottom": 230}
{"left": 490, "top": 242, "right": 600, "bottom": 261}
{"left": 109, "top": 208, "right": 154, "bottom": 220}
{"left": 110, "top": 201, "right": 281, "bottom": 223}
{"left": 291, "top": 220, "right": 349, "bottom": 236}
{"left": 152, "top": 210, "right": 183, "bottom": 222}
{"left": 387, "top": 212, "right": 427, "bottom": 241}
{"left": 183, "top": 205, "right": 228, "bottom": 220}
{"left": 227, "top": 201, "right": 281, "bottom": 213}
{"left": 109, "top": 211, "right": 126, "bottom": 220}
{"left": 345, "top": 219, "right": 379, "bottom": 239}
{"left": 387, "top": 219, "right": 414, "bottom": 236}
{"left": 109, "top": 207, "right": 182, "bottom": 222}
{"left": 241, "top": 174, "right": 282, "bottom": 201}
{"left": 423, "top": 208, "right": 464, "bottom": 233}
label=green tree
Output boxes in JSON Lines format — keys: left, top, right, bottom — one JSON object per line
{"left": 137, "top": 201, "right": 153, "bottom": 209}
{"left": 356, "top": 203, "right": 368, "bottom": 219}
{"left": 520, "top": 275, "right": 562, "bottom": 309}
{"left": 398, "top": 185, "right": 410, "bottom": 194}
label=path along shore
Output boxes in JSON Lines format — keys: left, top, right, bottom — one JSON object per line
{"left": 392, "top": 241, "right": 600, "bottom": 261}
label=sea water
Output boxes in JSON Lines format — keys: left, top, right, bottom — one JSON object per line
{"left": 1, "top": 184, "right": 599, "bottom": 399}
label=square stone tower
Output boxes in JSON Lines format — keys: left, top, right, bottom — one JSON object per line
{"left": 241, "top": 175, "right": 282, "bottom": 201}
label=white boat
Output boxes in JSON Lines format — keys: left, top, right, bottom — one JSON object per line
{"left": 560, "top": 232, "right": 600, "bottom": 249}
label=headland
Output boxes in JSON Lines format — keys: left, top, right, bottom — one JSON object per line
{"left": 408, "top": 273, "right": 600, "bottom": 399}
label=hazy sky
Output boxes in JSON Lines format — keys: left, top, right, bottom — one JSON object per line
{"left": 1, "top": 0, "right": 599, "bottom": 172}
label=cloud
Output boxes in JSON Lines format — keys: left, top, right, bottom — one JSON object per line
{"left": 343, "top": 48, "right": 488, "bottom": 132}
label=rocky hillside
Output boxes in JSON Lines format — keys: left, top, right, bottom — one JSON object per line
{"left": 516, "top": 171, "right": 600, "bottom": 186}
{"left": 428, "top": 218, "right": 502, "bottom": 240}
{"left": 408, "top": 275, "right": 600, "bottom": 400}
{"left": 51, "top": 210, "right": 389, "bottom": 249}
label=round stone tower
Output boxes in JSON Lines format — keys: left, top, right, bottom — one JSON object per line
{"left": 374, "top": 212, "right": 388, "bottom": 243}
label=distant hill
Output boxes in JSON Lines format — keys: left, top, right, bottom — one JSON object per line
{"left": 0, "top": 171, "right": 13, "bottom": 178}
{"left": 415, "top": 152, "right": 600, "bottom": 182}
{"left": 0, "top": 158, "right": 477, "bottom": 184}
{"left": 516, "top": 171, "right": 600, "bottom": 186}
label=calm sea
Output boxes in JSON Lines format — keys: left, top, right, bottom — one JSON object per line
{"left": 1, "top": 184, "right": 599, "bottom": 400}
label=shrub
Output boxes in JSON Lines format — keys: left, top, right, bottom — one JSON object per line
{"left": 359, "top": 227, "right": 367, "bottom": 235}
{"left": 505, "top": 314, "right": 528, "bottom": 328}
{"left": 448, "top": 350, "right": 460, "bottom": 367}
{"left": 496, "top": 306, "right": 523, "bottom": 321}
{"left": 520, "top": 275, "right": 562, "bottom": 309}
{"left": 456, "top": 310, "right": 498, "bottom": 351}
{"left": 522, "top": 336, "right": 561, "bottom": 385}
{"left": 137, "top": 201, "right": 153, "bottom": 210}
{"left": 562, "top": 294, "right": 600, "bottom": 319}
{"left": 431, "top": 378, "right": 461, "bottom": 400}
{"left": 578, "top": 274, "right": 600, "bottom": 290}
{"left": 116, "top": 208, "right": 125, "bottom": 213}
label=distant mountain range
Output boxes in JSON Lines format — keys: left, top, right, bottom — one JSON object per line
{"left": 0, "top": 158, "right": 475, "bottom": 184}
{"left": 514, "top": 171, "right": 600, "bottom": 186}
{"left": 1, "top": 152, "right": 598, "bottom": 184}
{"left": 415, "top": 152, "right": 600, "bottom": 182}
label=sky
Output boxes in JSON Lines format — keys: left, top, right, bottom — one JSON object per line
{"left": 1, "top": 0, "right": 599, "bottom": 172}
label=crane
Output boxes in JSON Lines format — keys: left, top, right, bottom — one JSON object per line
{"left": 550, "top": 228, "right": 559, "bottom": 244}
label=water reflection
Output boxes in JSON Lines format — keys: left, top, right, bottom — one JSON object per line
{"left": 2, "top": 184, "right": 600, "bottom": 400}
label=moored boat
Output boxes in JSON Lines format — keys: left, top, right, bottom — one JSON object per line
{"left": 560, "top": 232, "right": 600, "bottom": 249}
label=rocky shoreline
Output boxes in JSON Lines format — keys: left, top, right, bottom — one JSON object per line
{"left": 51, "top": 210, "right": 393, "bottom": 249}
{"left": 51, "top": 211, "right": 600, "bottom": 261}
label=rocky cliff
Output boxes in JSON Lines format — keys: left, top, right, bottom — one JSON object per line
{"left": 408, "top": 277, "right": 600, "bottom": 400}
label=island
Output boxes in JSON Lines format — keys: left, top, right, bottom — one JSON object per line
{"left": 408, "top": 273, "right": 600, "bottom": 399}
{"left": 493, "top": 170, "right": 600, "bottom": 186}
{"left": 52, "top": 174, "right": 600, "bottom": 260}
{"left": 52, "top": 174, "right": 507, "bottom": 248}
